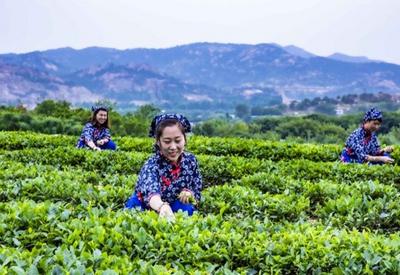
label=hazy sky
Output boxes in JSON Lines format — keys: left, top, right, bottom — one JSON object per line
{"left": 1, "top": 0, "right": 399, "bottom": 64}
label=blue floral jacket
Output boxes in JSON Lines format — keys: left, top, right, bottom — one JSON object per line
{"left": 134, "top": 151, "right": 202, "bottom": 205}
{"left": 76, "top": 123, "right": 111, "bottom": 148}
{"left": 343, "top": 127, "right": 383, "bottom": 163}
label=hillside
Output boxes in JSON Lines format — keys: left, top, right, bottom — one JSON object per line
{"left": 1, "top": 43, "right": 400, "bottom": 111}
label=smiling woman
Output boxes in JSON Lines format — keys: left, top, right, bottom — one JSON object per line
{"left": 125, "top": 113, "right": 202, "bottom": 220}
{"left": 76, "top": 105, "right": 117, "bottom": 151}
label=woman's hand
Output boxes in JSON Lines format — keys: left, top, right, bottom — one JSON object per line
{"left": 367, "top": 155, "right": 394, "bottom": 164}
{"left": 87, "top": 140, "right": 101, "bottom": 151}
{"left": 149, "top": 195, "right": 175, "bottom": 221}
{"left": 383, "top": 146, "right": 394, "bottom": 153}
{"left": 159, "top": 203, "right": 175, "bottom": 221}
{"left": 96, "top": 139, "right": 105, "bottom": 146}
{"left": 178, "top": 190, "right": 193, "bottom": 204}
{"left": 380, "top": 156, "right": 394, "bottom": 164}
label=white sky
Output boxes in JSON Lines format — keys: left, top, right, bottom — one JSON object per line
{"left": 1, "top": 0, "right": 399, "bottom": 64}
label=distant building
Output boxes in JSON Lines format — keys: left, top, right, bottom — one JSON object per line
{"left": 335, "top": 105, "right": 351, "bottom": 115}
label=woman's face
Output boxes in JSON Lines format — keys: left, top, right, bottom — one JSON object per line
{"left": 157, "top": 124, "right": 185, "bottom": 163}
{"left": 364, "top": 120, "right": 381, "bottom": 132}
{"left": 95, "top": 110, "right": 108, "bottom": 125}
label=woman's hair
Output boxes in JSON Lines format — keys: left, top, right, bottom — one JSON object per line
{"left": 90, "top": 108, "right": 111, "bottom": 129}
{"left": 155, "top": 119, "right": 186, "bottom": 141}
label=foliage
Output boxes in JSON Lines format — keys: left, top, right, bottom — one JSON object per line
{"left": 1, "top": 131, "right": 400, "bottom": 273}
{"left": 194, "top": 111, "right": 400, "bottom": 144}
{"left": 0, "top": 101, "right": 160, "bottom": 137}
{"left": 2, "top": 100, "right": 400, "bottom": 145}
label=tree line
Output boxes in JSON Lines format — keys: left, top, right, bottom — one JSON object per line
{"left": 1, "top": 99, "right": 400, "bottom": 145}
{"left": 0, "top": 100, "right": 159, "bottom": 137}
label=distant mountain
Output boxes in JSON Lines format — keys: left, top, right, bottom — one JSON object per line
{"left": 0, "top": 51, "right": 64, "bottom": 74}
{"left": 1, "top": 42, "right": 399, "bottom": 111}
{"left": 0, "top": 63, "right": 100, "bottom": 108}
{"left": 282, "top": 46, "right": 381, "bottom": 63}
{"left": 283, "top": 45, "right": 316, "bottom": 58}
{"left": 65, "top": 63, "right": 226, "bottom": 109}
{"left": 327, "top": 53, "right": 380, "bottom": 63}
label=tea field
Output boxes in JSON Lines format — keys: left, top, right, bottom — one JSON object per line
{"left": 1, "top": 131, "right": 400, "bottom": 274}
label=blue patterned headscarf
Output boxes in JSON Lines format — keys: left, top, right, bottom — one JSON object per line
{"left": 91, "top": 105, "right": 109, "bottom": 112}
{"left": 149, "top": 113, "right": 191, "bottom": 138}
{"left": 363, "top": 107, "right": 382, "bottom": 122}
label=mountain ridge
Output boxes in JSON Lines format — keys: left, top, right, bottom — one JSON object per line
{"left": 1, "top": 42, "right": 399, "bottom": 111}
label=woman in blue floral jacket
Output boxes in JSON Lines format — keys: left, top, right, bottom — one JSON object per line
{"left": 125, "top": 113, "right": 202, "bottom": 219}
{"left": 340, "top": 107, "right": 394, "bottom": 164}
{"left": 76, "top": 106, "right": 117, "bottom": 151}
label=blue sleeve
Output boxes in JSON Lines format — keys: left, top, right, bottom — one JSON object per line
{"left": 346, "top": 130, "right": 368, "bottom": 162}
{"left": 102, "top": 128, "right": 111, "bottom": 140}
{"left": 190, "top": 156, "right": 203, "bottom": 202}
{"left": 136, "top": 158, "right": 161, "bottom": 205}
{"left": 81, "top": 123, "right": 95, "bottom": 142}
{"left": 371, "top": 135, "right": 382, "bottom": 155}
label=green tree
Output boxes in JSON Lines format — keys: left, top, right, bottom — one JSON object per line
{"left": 314, "top": 104, "right": 337, "bottom": 115}
{"left": 122, "top": 105, "right": 160, "bottom": 137}
{"left": 275, "top": 118, "right": 319, "bottom": 140}
{"left": 34, "top": 100, "right": 72, "bottom": 118}
{"left": 235, "top": 104, "right": 250, "bottom": 120}
{"left": 135, "top": 104, "right": 160, "bottom": 120}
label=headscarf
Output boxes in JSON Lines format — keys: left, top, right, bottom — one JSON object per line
{"left": 149, "top": 113, "right": 191, "bottom": 138}
{"left": 363, "top": 107, "right": 382, "bottom": 123}
{"left": 91, "top": 105, "right": 109, "bottom": 112}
